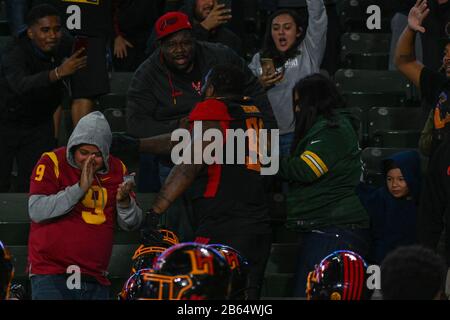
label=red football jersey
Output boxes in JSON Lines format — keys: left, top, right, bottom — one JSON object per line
{"left": 28, "top": 147, "right": 128, "bottom": 285}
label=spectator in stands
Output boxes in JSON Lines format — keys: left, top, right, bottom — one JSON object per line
{"left": 27, "top": 111, "right": 143, "bottom": 300}
{"left": 113, "top": 0, "right": 164, "bottom": 72}
{"left": 248, "top": 0, "right": 327, "bottom": 156}
{"left": 35, "top": 0, "right": 114, "bottom": 126}
{"left": 127, "top": 11, "right": 274, "bottom": 182}
{"left": 179, "top": 0, "right": 242, "bottom": 56}
{"left": 278, "top": 73, "right": 370, "bottom": 297}
{"left": 357, "top": 151, "right": 421, "bottom": 264}
{"left": 381, "top": 245, "right": 448, "bottom": 300}
{"left": 0, "top": 4, "right": 86, "bottom": 192}
{"left": 122, "top": 64, "right": 273, "bottom": 299}
{"left": 5, "top": 0, "right": 31, "bottom": 37}
{"left": 395, "top": 0, "right": 450, "bottom": 266}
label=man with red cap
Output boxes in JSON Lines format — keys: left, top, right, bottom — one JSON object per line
{"left": 127, "top": 11, "right": 274, "bottom": 141}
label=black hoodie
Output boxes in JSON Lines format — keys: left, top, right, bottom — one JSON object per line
{"left": 127, "top": 41, "right": 275, "bottom": 138}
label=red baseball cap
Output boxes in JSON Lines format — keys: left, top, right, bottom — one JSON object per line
{"left": 155, "top": 12, "right": 193, "bottom": 40}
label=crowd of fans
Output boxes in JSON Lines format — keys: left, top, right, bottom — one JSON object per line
{"left": 0, "top": 0, "right": 449, "bottom": 300}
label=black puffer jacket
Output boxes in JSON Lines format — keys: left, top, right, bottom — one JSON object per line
{"left": 127, "top": 41, "right": 275, "bottom": 138}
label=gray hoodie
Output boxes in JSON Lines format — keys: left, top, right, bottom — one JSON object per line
{"left": 29, "top": 111, "right": 142, "bottom": 231}
{"left": 248, "top": 0, "right": 327, "bottom": 135}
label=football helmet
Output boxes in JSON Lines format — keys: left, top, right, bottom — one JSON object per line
{"left": 130, "top": 229, "right": 179, "bottom": 274}
{"left": 208, "top": 244, "right": 250, "bottom": 300}
{"left": 0, "top": 241, "right": 14, "bottom": 300}
{"left": 306, "top": 250, "right": 371, "bottom": 300}
{"left": 121, "top": 243, "right": 232, "bottom": 300}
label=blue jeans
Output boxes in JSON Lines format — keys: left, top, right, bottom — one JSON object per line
{"left": 293, "top": 226, "right": 370, "bottom": 297}
{"left": 31, "top": 275, "right": 110, "bottom": 300}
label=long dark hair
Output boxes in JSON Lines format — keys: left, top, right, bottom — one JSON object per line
{"left": 260, "top": 9, "right": 304, "bottom": 68}
{"left": 291, "top": 74, "right": 346, "bottom": 154}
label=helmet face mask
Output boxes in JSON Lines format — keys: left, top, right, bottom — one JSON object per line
{"left": 306, "top": 250, "right": 371, "bottom": 301}
{"left": 130, "top": 229, "right": 180, "bottom": 274}
{"left": 0, "top": 241, "right": 14, "bottom": 300}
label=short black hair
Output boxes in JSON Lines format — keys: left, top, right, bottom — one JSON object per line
{"left": 206, "top": 64, "right": 245, "bottom": 97}
{"left": 381, "top": 245, "right": 447, "bottom": 300}
{"left": 26, "top": 4, "right": 61, "bottom": 27}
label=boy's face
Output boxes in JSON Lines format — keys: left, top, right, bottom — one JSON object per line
{"left": 386, "top": 168, "right": 409, "bottom": 198}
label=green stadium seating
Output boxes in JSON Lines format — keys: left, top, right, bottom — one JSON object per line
{"left": 341, "top": 33, "right": 391, "bottom": 70}
{"left": 261, "top": 273, "right": 295, "bottom": 298}
{"left": 0, "top": 19, "right": 9, "bottom": 36}
{"left": 103, "top": 108, "right": 127, "bottom": 133}
{"left": 0, "top": 35, "right": 12, "bottom": 53}
{"left": 335, "top": 69, "right": 414, "bottom": 108}
{"left": 367, "top": 107, "right": 423, "bottom": 148}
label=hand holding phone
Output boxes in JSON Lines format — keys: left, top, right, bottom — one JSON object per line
{"left": 261, "top": 58, "right": 276, "bottom": 76}
{"left": 260, "top": 58, "right": 284, "bottom": 88}
{"left": 200, "top": 1, "right": 232, "bottom": 31}
{"left": 72, "top": 36, "right": 89, "bottom": 57}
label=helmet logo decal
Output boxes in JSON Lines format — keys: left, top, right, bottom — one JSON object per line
{"left": 330, "top": 292, "right": 341, "bottom": 300}
{"left": 187, "top": 250, "right": 215, "bottom": 275}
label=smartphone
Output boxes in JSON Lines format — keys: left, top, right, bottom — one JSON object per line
{"left": 261, "top": 58, "right": 276, "bottom": 76}
{"left": 216, "top": 0, "right": 232, "bottom": 10}
{"left": 72, "top": 35, "right": 89, "bottom": 57}
{"left": 123, "top": 173, "right": 136, "bottom": 185}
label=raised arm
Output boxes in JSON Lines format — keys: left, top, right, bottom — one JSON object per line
{"left": 395, "top": 0, "right": 430, "bottom": 88}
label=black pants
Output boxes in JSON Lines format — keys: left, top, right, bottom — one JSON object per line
{"left": 196, "top": 232, "right": 272, "bottom": 300}
{"left": 0, "top": 120, "right": 55, "bottom": 192}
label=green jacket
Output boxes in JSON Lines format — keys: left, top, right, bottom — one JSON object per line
{"left": 279, "top": 113, "right": 369, "bottom": 232}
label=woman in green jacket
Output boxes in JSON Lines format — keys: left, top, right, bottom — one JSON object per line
{"left": 279, "top": 73, "right": 370, "bottom": 297}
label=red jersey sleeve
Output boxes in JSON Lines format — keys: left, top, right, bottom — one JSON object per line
{"left": 29, "top": 153, "right": 60, "bottom": 196}
{"left": 189, "top": 99, "right": 233, "bottom": 122}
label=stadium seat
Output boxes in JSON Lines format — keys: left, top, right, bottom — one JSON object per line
{"left": 261, "top": 273, "right": 295, "bottom": 298}
{"left": 109, "top": 72, "right": 134, "bottom": 95}
{"left": 103, "top": 108, "right": 127, "bottom": 133}
{"left": 335, "top": 69, "right": 413, "bottom": 108}
{"left": 0, "top": 19, "right": 9, "bottom": 36}
{"left": 367, "top": 107, "right": 423, "bottom": 148}
{"left": 96, "top": 93, "right": 126, "bottom": 111}
{"left": 0, "top": 35, "right": 12, "bottom": 53}
{"left": 341, "top": 32, "right": 391, "bottom": 70}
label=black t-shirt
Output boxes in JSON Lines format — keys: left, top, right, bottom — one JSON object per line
{"left": 188, "top": 97, "right": 271, "bottom": 236}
